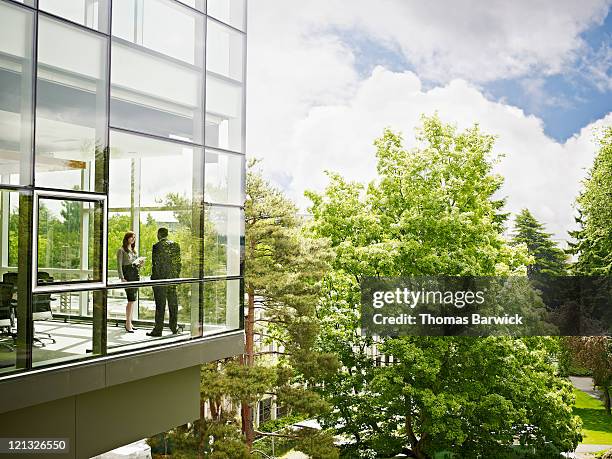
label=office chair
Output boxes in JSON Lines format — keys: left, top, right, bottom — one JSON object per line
{"left": 3, "top": 272, "right": 56, "bottom": 346}
{"left": 0, "top": 283, "right": 16, "bottom": 351}
{"left": 33, "top": 272, "right": 55, "bottom": 344}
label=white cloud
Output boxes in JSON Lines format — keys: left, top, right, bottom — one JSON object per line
{"left": 285, "top": 68, "right": 611, "bottom": 241}
{"left": 248, "top": 0, "right": 611, "bottom": 84}
{"left": 246, "top": 1, "right": 612, "bottom": 242}
{"left": 578, "top": 41, "right": 612, "bottom": 92}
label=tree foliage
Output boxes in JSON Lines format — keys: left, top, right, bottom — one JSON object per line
{"left": 565, "top": 337, "right": 612, "bottom": 415}
{"left": 512, "top": 208, "right": 568, "bottom": 278}
{"left": 196, "top": 162, "right": 338, "bottom": 456}
{"left": 308, "top": 115, "right": 581, "bottom": 458}
{"left": 564, "top": 127, "right": 612, "bottom": 414}
{"left": 568, "top": 127, "right": 612, "bottom": 274}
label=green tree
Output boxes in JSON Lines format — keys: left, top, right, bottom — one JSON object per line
{"left": 196, "top": 162, "right": 338, "bottom": 457}
{"left": 568, "top": 127, "right": 612, "bottom": 274}
{"left": 512, "top": 209, "right": 568, "bottom": 278}
{"left": 566, "top": 337, "right": 612, "bottom": 415}
{"left": 308, "top": 115, "right": 581, "bottom": 458}
{"left": 242, "top": 162, "right": 337, "bottom": 451}
{"left": 565, "top": 128, "right": 612, "bottom": 413}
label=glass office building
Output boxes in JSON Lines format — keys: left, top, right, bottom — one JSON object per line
{"left": 0, "top": 0, "right": 245, "bottom": 456}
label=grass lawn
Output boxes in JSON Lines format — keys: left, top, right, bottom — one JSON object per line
{"left": 573, "top": 388, "right": 612, "bottom": 444}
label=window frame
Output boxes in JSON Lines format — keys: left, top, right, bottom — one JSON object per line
{"left": 32, "top": 189, "right": 108, "bottom": 292}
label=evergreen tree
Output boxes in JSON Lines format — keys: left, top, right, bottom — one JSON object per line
{"left": 568, "top": 127, "right": 612, "bottom": 274}
{"left": 565, "top": 127, "right": 612, "bottom": 415}
{"left": 183, "top": 162, "right": 337, "bottom": 458}
{"left": 512, "top": 208, "right": 567, "bottom": 278}
{"left": 241, "top": 160, "right": 337, "bottom": 450}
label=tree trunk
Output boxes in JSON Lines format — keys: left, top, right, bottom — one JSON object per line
{"left": 241, "top": 286, "right": 256, "bottom": 448}
{"left": 604, "top": 386, "right": 611, "bottom": 415}
{"left": 406, "top": 412, "right": 430, "bottom": 459}
{"left": 197, "top": 398, "right": 206, "bottom": 459}
{"left": 246, "top": 287, "right": 255, "bottom": 366}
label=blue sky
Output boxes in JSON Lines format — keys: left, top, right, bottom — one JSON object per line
{"left": 248, "top": 1, "right": 612, "bottom": 240}
{"left": 336, "top": 10, "right": 612, "bottom": 143}
{"left": 485, "top": 10, "right": 612, "bottom": 142}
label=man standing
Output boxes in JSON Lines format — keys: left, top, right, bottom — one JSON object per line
{"left": 147, "top": 227, "right": 181, "bottom": 337}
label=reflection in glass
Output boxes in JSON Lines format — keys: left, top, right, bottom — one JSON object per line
{"left": 205, "top": 76, "right": 243, "bottom": 152}
{"left": 177, "top": 0, "right": 205, "bottom": 11}
{"left": 37, "top": 198, "right": 104, "bottom": 283}
{"left": 204, "top": 205, "right": 242, "bottom": 277}
{"left": 32, "top": 289, "right": 102, "bottom": 367}
{"left": 112, "top": 0, "right": 204, "bottom": 66}
{"left": 203, "top": 279, "right": 240, "bottom": 332}
{"left": 207, "top": 19, "right": 244, "bottom": 81}
{"left": 107, "top": 282, "right": 198, "bottom": 353}
{"left": 39, "top": 0, "right": 110, "bottom": 33}
{"left": 110, "top": 41, "right": 204, "bottom": 144}
{"left": 0, "top": 190, "right": 20, "bottom": 374}
{"left": 0, "top": 2, "right": 34, "bottom": 186}
{"left": 35, "top": 17, "right": 108, "bottom": 192}
{"left": 205, "top": 150, "right": 243, "bottom": 205}
{"left": 207, "top": 0, "right": 246, "bottom": 31}
{"left": 108, "top": 130, "right": 203, "bottom": 283}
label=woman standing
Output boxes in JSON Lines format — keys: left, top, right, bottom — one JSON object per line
{"left": 117, "top": 231, "right": 141, "bottom": 333}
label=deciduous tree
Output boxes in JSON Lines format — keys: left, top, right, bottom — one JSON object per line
{"left": 308, "top": 115, "right": 581, "bottom": 458}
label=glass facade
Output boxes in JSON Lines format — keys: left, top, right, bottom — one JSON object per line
{"left": 0, "top": 0, "right": 246, "bottom": 376}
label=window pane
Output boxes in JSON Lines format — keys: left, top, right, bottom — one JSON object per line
{"left": 5, "top": 0, "right": 35, "bottom": 5}
{"left": 0, "top": 189, "right": 20, "bottom": 374}
{"left": 207, "top": 0, "right": 245, "bottom": 31}
{"left": 107, "top": 281, "right": 199, "bottom": 353}
{"left": 207, "top": 19, "right": 243, "bottom": 81}
{"left": 32, "top": 289, "right": 104, "bottom": 367}
{"left": 112, "top": 0, "right": 204, "bottom": 66}
{"left": 205, "top": 150, "right": 243, "bottom": 205}
{"left": 0, "top": 2, "right": 34, "bottom": 186}
{"left": 35, "top": 17, "right": 108, "bottom": 192}
{"left": 39, "top": 0, "right": 109, "bottom": 33}
{"left": 108, "top": 130, "right": 203, "bottom": 283}
{"left": 203, "top": 278, "right": 240, "bottom": 332}
{"left": 205, "top": 76, "right": 243, "bottom": 152}
{"left": 177, "top": 0, "right": 205, "bottom": 11}
{"left": 110, "top": 41, "right": 204, "bottom": 144}
{"left": 37, "top": 197, "right": 104, "bottom": 284}
{"left": 204, "top": 206, "right": 242, "bottom": 277}
{"left": 111, "top": 0, "right": 136, "bottom": 43}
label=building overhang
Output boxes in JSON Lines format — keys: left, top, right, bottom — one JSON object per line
{"left": 0, "top": 330, "right": 244, "bottom": 415}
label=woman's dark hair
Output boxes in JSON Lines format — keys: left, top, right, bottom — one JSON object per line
{"left": 122, "top": 231, "right": 136, "bottom": 252}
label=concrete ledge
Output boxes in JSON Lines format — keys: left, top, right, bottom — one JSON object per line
{"left": 0, "top": 331, "right": 244, "bottom": 414}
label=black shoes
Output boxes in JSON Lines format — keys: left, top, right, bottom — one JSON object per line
{"left": 146, "top": 331, "right": 162, "bottom": 337}
{"left": 124, "top": 326, "right": 134, "bottom": 333}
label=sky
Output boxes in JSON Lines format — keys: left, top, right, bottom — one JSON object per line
{"left": 245, "top": 1, "right": 612, "bottom": 243}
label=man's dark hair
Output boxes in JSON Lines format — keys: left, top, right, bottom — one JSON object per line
{"left": 158, "top": 227, "right": 169, "bottom": 239}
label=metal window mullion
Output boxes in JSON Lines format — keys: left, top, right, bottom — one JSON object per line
{"left": 16, "top": 6, "right": 39, "bottom": 370}
{"left": 37, "top": 10, "right": 109, "bottom": 38}
{"left": 238, "top": 0, "right": 247, "bottom": 331}
{"left": 99, "top": 0, "right": 113, "bottom": 355}
{"left": 109, "top": 125, "right": 204, "bottom": 148}
{"left": 198, "top": 11, "right": 208, "bottom": 336}
{"left": 206, "top": 14, "right": 245, "bottom": 35}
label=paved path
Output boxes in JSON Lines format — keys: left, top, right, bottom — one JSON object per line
{"left": 568, "top": 376, "right": 611, "bottom": 457}
{"left": 575, "top": 444, "right": 611, "bottom": 453}
{"left": 570, "top": 376, "right": 604, "bottom": 400}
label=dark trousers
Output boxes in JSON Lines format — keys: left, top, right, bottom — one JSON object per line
{"left": 152, "top": 285, "right": 178, "bottom": 333}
